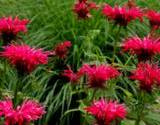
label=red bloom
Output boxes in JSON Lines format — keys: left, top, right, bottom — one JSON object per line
{"left": 85, "top": 99, "right": 127, "bottom": 125}
{"left": 1, "top": 44, "right": 49, "bottom": 74}
{"left": 130, "top": 63, "right": 160, "bottom": 92}
{"left": 54, "top": 41, "right": 72, "bottom": 59}
{"left": 122, "top": 36, "right": 160, "bottom": 61}
{"left": 63, "top": 66, "right": 85, "bottom": 83}
{"left": 73, "top": 0, "right": 98, "bottom": 19}
{"left": 0, "top": 99, "right": 45, "bottom": 125}
{"left": 0, "top": 99, "right": 13, "bottom": 117}
{"left": 146, "top": 10, "right": 160, "bottom": 29}
{"left": 0, "top": 16, "right": 29, "bottom": 43}
{"left": 102, "top": 4, "right": 143, "bottom": 26}
{"left": 80, "top": 64, "right": 119, "bottom": 88}
{"left": 63, "top": 69, "right": 80, "bottom": 83}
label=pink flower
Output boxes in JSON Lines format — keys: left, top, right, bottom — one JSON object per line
{"left": 122, "top": 36, "right": 160, "bottom": 61}
{"left": 146, "top": 10, "right": 160, "bottom": 29}
{"left": 63, "top": 66, "right": 85, "bottom": 83}
{"left": 53, "top": 41, "right": 72, "bottom": 59}
{"left": 85, "top": 99, "right": 127, "bottom": 125}
{"left": 0, "top": 99, "right": 13, "bottom": 117}
{"left": 1, "top": 44, "right": 49, "bottom": 74}
{"left": 73, "top": 0, "right": 98, "bottom": 19}
{"left": 130, "top": 63, "right": 160, "bottom": 92}
{"left": 63, "top": 69, "right": 80, "bottom": 83}
{"left": 80, "top": 64, "right": 120, "bottom": 88}
{"left": 102, "top": 4, "right": 143, "bottom": 26}
{"left": 0, "top": 99, "right": 45, "bottom": 125}
{"left": 0, "top": 16, "right": 29, "bottom": 43}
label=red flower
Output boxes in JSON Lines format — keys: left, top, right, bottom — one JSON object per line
{"left": 85, "top": 99, "right": 127, "bottom": 125}
{"left": 0, "top": 99, "right": 13, "bottom": 117}
{"left": 73, "top": 0, "right": 98, "bottom": 19}
{"left": 0, "top": 99, "right": 45, "bottom": 125}
{"left": 1, "top": 44, "right": 49, "bottom": 74}
{"left": 0, "top": 16, "right": 29, "bottom": 43}
{"left": 53, "top": 41, "right": 72, "bottom": 59}
{"left": 80, "top": 64, "right": 119, "bottom": 88}
{"left": 63, "top": 66, "right": 85, "bottom": 83}
{"left": 102, "top": 4, "right": 143, "bottom": 26}
{"left": 146, "top": 10, "right": 160, "bottom": 29}
{"left": 130, "top": 63, "right": 160, "bottom": 92}
{"left": 63, "top": 69, "right": 80, "bottom": 83}
{"left": 122, "top": 36, "right": 160, "bottom": 61}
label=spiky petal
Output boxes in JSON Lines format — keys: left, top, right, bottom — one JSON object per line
{"left": 1, "top": 44, "right": 49, "bottom": 74}
{"left": 122, "top": 36, "right": 160, "bottom": 61}
{"left": 146, "top": 10, "right": 160, "bottom": 29}
{"left": 0, "top": 16, "right": 29, "bottom": 43}
{"left": 130, "top": 63, "right": 160, "bottom": 92}
{"left": 73, "top": 0, "right": 98, "bottom": 19}
{"left": 0, "top": 99, "right": 45, "bottom": 125}
{"left": 53, "top": 41, "right": 72, "bottom": 59}
{"left": 85, "top": 99, "right": 127, "bottom": 125}
{"left": 102, "top": 4, "right": 143, "bottom": 26}
{"left": 80, "top": 64, "right": 120, "bottom": 88}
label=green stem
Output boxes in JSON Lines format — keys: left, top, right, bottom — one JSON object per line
{"left": 13, "top": 81, "right": 18, "bottom": 107}
{"left": 135, "top": 91, "right": 145, "bottom": 125}
{"left": 135, "top": 118, "right": 141, "bottom": 125}
{"left": 13, "top": 76, "right": 23, "bottom": 107}
{"left": 112, "top": 26, "right": 121, "bottom": 63}
{"left": 91, "top": 89, "right": 97, "bottom": 101}
{"left": 83, "top": 90, "right": 97, "bottom": 125}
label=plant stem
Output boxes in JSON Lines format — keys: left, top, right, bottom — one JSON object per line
{"left": 135, "top": 115, "right": 141, "bottom": 125}
{"left": 112, "top": 26, "right": 121, "bottom": 63}
{"left": 135, "top": 91, "right": 145, "bottom": 125}
{"left": 13, "top": 80, "right": 18, "bottom": 107}
{"left": 91, "top": 89, "right": 97, "bottom": 101}
{"left": 13, "top": 76, "right": 23, "bottom": 107}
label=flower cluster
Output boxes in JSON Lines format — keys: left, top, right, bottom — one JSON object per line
{"left": 130, "top": 63, "right": 160, "bottom": 92}
{"left": 1, "top": 0, "right": 160, "bottom": 124}
{"left": 80, "top": 64, "right": 120, "bottom": 88}
{"left": 0, "top": 15, "right": 49, "bottom": 125}
{"left": 0, "top": 99, "right": 45, "bottom": 125}
{"left": 1, "top": 44, "right": 49, "bottom": 74}
{"left": 63, "top": 64, "right": 119, "bottom": 88}
{"left": 0, "top": 16, "right": 29, "bottom": 43}
{"left": 53, "top": 41, "right": 72, "bottom": 59}
{"left": 85, "top": 99, "right": 127, "bottom": 125}
{"left": 102, "top": 4, "right": 143, "bottom": 26}
{"left": 122, "top": 36, "right": 160, "bottom": 61}
{"left": 73, "top": 0, "right": 98, "bottom": 19}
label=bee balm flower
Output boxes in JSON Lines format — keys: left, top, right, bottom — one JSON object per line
{"left": 63, "top": 69, "right": 81, "bottom": 83}
{"left": 102, "top": 4, "right": 143, "bottom": 26}
{"left": 130, "top": 63, "right": 160, "bottom": 92}
{"left": 146, "top": 10, "right": 160, "bottom": 29}
{"left": 84, "top": 99, "right": 127, "bottom": 125}
{"left": 62, "top": 66, "right": 85, "bottom": 83}
{"left": 0, "top": 16, "right": 29, "bottom": 44}
{"left": 0, "top": 99, "right": 13, "bottom": 117}
{"left": 1, "top": 44, "right": 49, "bottom": 74}
{"left": 73, "top": 0, "right": 98, "bottom": 19}
{"left": 53, "top": 41, "right": 72, "bottom": 59}
{"left": 122, "top": 36, "right": 160, "bottom": 61}
{"left": 80, "top": 64, "right": 120, "bottom": 88}
{"left": 0, "top": 99, "right": 45, "bottom": 125}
